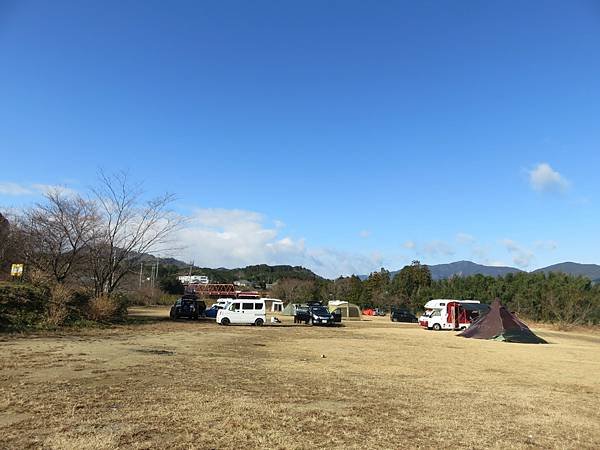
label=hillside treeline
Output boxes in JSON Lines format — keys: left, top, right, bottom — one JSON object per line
{"left": 173, "top": 264, "right": 320, "bottom": 286}
{"left": 272, "top": 262, "right": 599, "bottom": 326}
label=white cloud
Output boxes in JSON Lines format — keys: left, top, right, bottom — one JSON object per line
{"left": 528, "top": 163, "right": 569, "bottom": 193}
{"left": 422, "top": 240, "right": 455, "bottom": 257}
{"left": 359, "top": 230, "right": 371, "bottom": 238}
{"left": 456, "top": 232, "right": 475, "bottom": 244}
{"left": 402, "top": 240, "right": 416, "bottom": 250}
{"left": 489, "top": 260, "right": 508, "bottom": 267}
{"left": 31, "top": 184, "right": 78, "bottom": 196}
{"left": 534, "top": 240, "right": 558, "bottom": 251}
{"left": 0, "top": 182, "right": 33, "bottom": 196}
{"left": 502, "top": 239, "right": 534, "bottom": 268}
{"left": 0, "top": 181, "right": 77, "bottom": 197}
{"left": 173, "top": 208, "right": 381, "bottom": 278}
{"left": 471, "top": 244, "right": 491, "bottom": 262}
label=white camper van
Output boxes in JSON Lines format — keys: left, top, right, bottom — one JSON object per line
{"left": 217, "top": 298, "right": 266, "bottom": 326}
{"left": 419, "top": 299, "right": 488, "bottom": 331}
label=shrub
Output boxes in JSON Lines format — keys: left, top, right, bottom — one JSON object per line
{"left": 46, "top": 284, "right": 72, "bottom": 326}
{"left": 85, "top": 294, "right": 128, "bottom": 322}
{"left": 128, "top": 288, "right": 179, "bottom": 306}
{"left": 159, "top": 277, "right": 185, "bottom": 295}
{"left": 0, "top": 282, "right": 49, "bottom": 330}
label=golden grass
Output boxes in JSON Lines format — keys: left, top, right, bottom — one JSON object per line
{"left": 0, "top": 311, "right": 599, "bottom": 449}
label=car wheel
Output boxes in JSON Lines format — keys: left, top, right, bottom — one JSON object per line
{"left": 432, "top": 323, "right": 442, "bottom": 331}
{"left": 255, "top": 318, "right": 264, "bottom": 326}
{"left": 221, "top": 317, "right": 230, "bottom": 326}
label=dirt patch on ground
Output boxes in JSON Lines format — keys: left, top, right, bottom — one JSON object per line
{"left": 0, "top": 309, "right": 599, "bottom": 449}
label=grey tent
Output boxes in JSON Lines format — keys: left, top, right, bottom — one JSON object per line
{"left": 458, "top": 299, "right": 547, "bottom": 344}
{"left": 282, "top": 303, "right": 301, "bottom": 316}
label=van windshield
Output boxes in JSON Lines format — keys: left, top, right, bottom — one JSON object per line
{"left": 312, "top": 307, "right": 329, "bottom": 315}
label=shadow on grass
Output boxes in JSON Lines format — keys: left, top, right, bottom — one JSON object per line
{"left": 122, "top": 314, "right": 171, "bottom": 325}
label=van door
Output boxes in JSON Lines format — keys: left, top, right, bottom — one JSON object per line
{"left": 241, "top": 302, "right": 256, "bottom": 324}
{"left": 228, "top": 302, "right": 243, "bottom": 323}
{"left": 254, "top": 301, "right": 265, "bottom": 322}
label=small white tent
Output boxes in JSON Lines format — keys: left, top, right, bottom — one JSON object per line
{"left": 260, "top": 298, "right": 284, "bottom": 313}
{"left": 282, "top": 303, "right": 304, "bottom": 316}
{"left": 328, "top": 300, "right": 361, "bottom": 320}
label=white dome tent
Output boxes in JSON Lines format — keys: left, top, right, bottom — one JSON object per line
{"left": 328, "top": 300, "right": 361, "bottom": 320}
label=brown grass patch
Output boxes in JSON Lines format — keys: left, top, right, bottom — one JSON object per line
{"left": 0, "top": 311, "right": 598, "bottom": 449}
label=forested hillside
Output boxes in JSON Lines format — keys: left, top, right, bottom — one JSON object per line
{"left": 157, "top": 263, "right": 321, "bottom": 287}
{"left": 350, "top": 263, "right": 600, "bottom": 326}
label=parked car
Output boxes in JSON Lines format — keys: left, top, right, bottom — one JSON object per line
{"left": 390, "top": 308, "right": 418, "bottom": 323}
{"left": 205, "top": 298, "right": 233, "bottom": 319}
{"left": 374, "top": 308, "right": 387, "bottom": 316}
{"left": 295, "top": 304, "right": 335, "bottom": 326}
{"left": 170, "top": 295, "right": 206, "bottom": 320}
{"left": 217, "top": 299, "right": 266, "bottom": 326}
{"left": 205, "top": 304, "right": 222, "bottom": 319}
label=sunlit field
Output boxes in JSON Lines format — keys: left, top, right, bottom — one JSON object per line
{"left": 1, "top": 309, "right": 599, "bottom": 449}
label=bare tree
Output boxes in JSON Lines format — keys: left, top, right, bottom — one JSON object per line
{"left": 89, "top": 171, "right": 182, "bottom": 295}
{"left": 17, "top": 190, "right": 98, "bottom": 284}
{"left": 271, "top": 278, "right": 315, "bottom": 304}
{"left": 0, "top": 212, "right": 14, "bottom": 278}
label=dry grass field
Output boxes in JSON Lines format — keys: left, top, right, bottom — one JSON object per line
{"left": 1, "top": 308, "right": 599, "bottom": 450}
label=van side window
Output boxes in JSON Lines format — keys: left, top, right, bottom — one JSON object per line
{"left": 242, "top": 303, "right": 254, "bottom": 310}
{"left": 230, "top": 303, "right": 240, "bottom": 311}
{"left": 255, "top": 303, "right": 263, "bottom": 310}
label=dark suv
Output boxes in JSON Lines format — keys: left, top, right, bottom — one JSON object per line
{"left": 170, "top": 295, "right": 206, "bottom": 320}
{"left": 295, "top": 304, "right": 335, "bottom": 326}
{"left": 390, "top": 308, "right": 418, "bottom": 323}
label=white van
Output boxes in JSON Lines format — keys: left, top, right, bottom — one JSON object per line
{"left": 217, "top": 298, "right": 266, "bottom": 326}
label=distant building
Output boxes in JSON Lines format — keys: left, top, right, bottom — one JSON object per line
{"left": 233, "top": 279, "right": 252, "bottom": 287}
{"left": 178, "top": 275, "right": 209, "bottom": 284}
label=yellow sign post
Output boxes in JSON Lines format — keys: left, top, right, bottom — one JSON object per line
{"left": 10, "top": 263, "right": 24, "bottom": 278}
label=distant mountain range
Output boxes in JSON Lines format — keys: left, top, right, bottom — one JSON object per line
{"left": 532, "top": 262, "right": 600, "bottom": 282}
{"left": 415, "top": 260, "right": 523, "bottom": 280}
{"left": 151, "top": 254, "right": 600, "bottom": 283}
{"left": 381, "top": 260, "right": 600, "bottom": 282}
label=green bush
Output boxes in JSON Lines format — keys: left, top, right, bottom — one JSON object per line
{"left": 0, "top": 281, "right": 130, "bottom": 331}
{"left": 0, "top": 282, "right": 50, "bottom": 331}
{"left": 159, "top": 277, "right": 185, "bottom": 295}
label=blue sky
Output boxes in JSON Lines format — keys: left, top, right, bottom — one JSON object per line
{"left": 1, "top": 1, "right": 599, "bottom": 278}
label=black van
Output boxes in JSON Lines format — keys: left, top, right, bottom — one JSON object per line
{"left": 170, "top": 294, "right": 206, "bottom": 320}
{"left": 390, "top": 308, "right": 418, "bottom": 323}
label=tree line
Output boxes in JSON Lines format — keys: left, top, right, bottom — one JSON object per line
{"left": 270, "top": 261, "right": 599, "bottom": 326}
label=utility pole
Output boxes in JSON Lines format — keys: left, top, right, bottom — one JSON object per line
{"left": 139, "top": 262, "right": 143, "bottom": 289}
{"left": 150, "top": 259, "right": 155, "bottom": 290}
